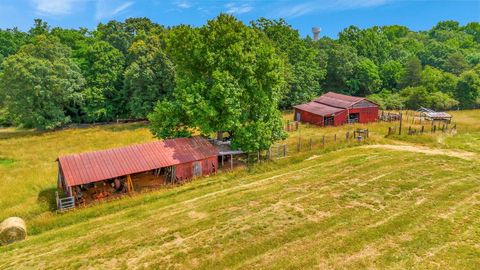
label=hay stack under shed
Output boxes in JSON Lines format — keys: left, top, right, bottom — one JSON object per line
{"left": 0, "top": 217, "right": 27, "bottom": 245}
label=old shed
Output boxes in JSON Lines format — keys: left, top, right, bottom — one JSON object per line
{"left": 293, "top": 92, "right": 379, "bottom": 126}
{"left": 57, "top": 137, "right": 218, "bottom": 204}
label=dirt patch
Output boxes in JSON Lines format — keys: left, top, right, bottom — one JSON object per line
{"left": 362, "top": 144, "right": 476, "bottom": 160}
{"left": 188, "top": 211, "right": 208, "bottom": 219}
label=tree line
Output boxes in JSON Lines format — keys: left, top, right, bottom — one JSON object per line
{"left": 0, "top": 15, "right": 479, "bottom": 150}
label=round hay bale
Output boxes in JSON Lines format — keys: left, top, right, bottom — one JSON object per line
{"left": 0, "top": 217, "right": 27, "bottom": 246}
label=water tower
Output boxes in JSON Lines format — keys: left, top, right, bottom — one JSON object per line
{"left": 312, "top": 27, "right": 321, "bottom": 41}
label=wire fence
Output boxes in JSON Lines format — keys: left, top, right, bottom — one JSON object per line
{"left": 245, "top": 128, "right": 370, "bottom": 163}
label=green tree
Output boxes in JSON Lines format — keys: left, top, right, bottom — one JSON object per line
{"left": 339, "top": 26, "right": 392, "bottom": 65}
{"left": 78, "top": 40, "right": 125, "bottom": 121}
{"left": 149, "top": 14, "right": 287, "bottom": 151}
{"left": 0, "top": 35, "right": 84, "bottom": 129}
{"left": 124, "top": 38, "right": 175, "bottom": 118}
{"left": 252, "top": 18, "right": 325, "bottom": 108}
{"left": 367, "top": 90, "right": 404, "bottom": 109}
{"left": 420, "top": 66, "right": 458, "bottom": 94}
{"left": 444, "top": 52, "right": 469, "bottom": 75}
{"left": 399, "top": 55, "right": 422, "bottom": 88}
{"left": 0, "top": 28, "right": 28, "bottom": 65}
{"left": 320, "top": 39, "right": 359, "bottom": 91}
{"left": 400, "top": 86, "right": 430, "bottom": 109}
{"left": 455, "top": 70, "right": 480, "bottom": 108}
{"left": 348, "top": 58, "right": 382, "bottom": 96}
{"left": 428, "top": 91, "right": 459, "bottom": 110}
{"left": 380, "top": 60, "right": 403, "bottom": 90}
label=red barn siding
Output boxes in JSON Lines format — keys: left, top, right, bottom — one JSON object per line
{"left": 295, "top": 109, "right": 324, "bottom": 125}
{"left": 333, "top": 109, "right": 348, "bottom": 126}
{"left": 175, "top": 156, "right": 218, "bottom": 182}
{"left": 349, "top": 107, "right": 379, "bottom": 123}
{"left": 293, "top": 92, "right": 379, "bottom": 127}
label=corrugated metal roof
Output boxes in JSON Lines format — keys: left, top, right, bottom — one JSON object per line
{"left": 58, "top": 137, "right": 219, "bottom": 187}
{"left": 314, "top": 92, "right": 365, "bottom": 109}
{"left": 294, "top": 102, "right": 345, "bottom": 116}
{"left": 418, "top": 107, "right": 452, "bottom": 119}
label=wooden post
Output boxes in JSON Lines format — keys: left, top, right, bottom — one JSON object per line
{"left": 399, "top": 112, "right": 403, "bottom": 135}
{"left": 126, "top": 174, "right": 134, "bottom": 193}
{"left": 388, "top": 127, "right": 391, "bottom": 136}
{"left": 295, "top": 121, "right": 299, "bottom": 130}
{"left": 221, "top": 155, "right": 224, "bottom": 167}
{"left": 408, "top": 126, "right": 411, "bottom": 135}
{"left": 334, "top": 134, "right": 337, "bottom": 142}
{"left": 309, "top": 138, "right": 313, "bottom": 150}
{"left": 230, "top": 154, "right": 233, "bottom": 170}
{"left": 366, "top": 129, "right": 369, "bottom": 138}
{"left": 283, "top": 144, "right": 286, "bottom": 157}
{"left": 257, "top": 151, "right": 260, "bottom": 163}
{"left": 433, "top": 125, "right": 436, "bottom": 133}
{"left": 421, "top": 126, "right": 424, "bottom": 134}
{"left": 268, "top": 148, "right": 272, "bottom": 160}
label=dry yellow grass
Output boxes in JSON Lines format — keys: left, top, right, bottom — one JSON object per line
{"left": 0, "top": 110, "right": 478, "bottom": 269}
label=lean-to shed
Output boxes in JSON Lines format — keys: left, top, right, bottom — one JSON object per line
{"left": 57, "top": 137, "right": 218, "bottom": 196}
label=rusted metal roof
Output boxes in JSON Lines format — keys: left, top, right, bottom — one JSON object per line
{"left": 314, "top": 92, "right": 366, "bottom": 109}
{"left": 418, "top": 107, "right": 452, "bottom": 119}
{"left": 58, "top": 137, "right": 219, "bottom": 187}
{"left": 294, "top": 102, "right": 344, "bottom": 116}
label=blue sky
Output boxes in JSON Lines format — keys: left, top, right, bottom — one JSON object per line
{"left": 0, "top": 0, "right": 479, "bottom": 38}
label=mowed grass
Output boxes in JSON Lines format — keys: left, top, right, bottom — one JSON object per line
{"left": 0, "top": 147, "right": 479, "bottom": 269}
{"left": 0, "top": 110, "right": 479, "bottom": 269}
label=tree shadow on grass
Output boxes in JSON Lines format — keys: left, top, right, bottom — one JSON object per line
{"left": 0, "top": 129, "right": 46, "bottom": 140}
{"left": 37, "top": 187, "right": 58, "bottom": 211}
{"left": 100, "top": 122, "right": 149, "bottom": 132}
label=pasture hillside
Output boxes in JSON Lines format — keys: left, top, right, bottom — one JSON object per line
{"left": 0, "top": 110, "right": 479, "bottom": 269}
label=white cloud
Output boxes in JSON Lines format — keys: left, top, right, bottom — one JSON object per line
{"left": 277, "top": 0, "right": 392, "bottom": 18}
{"left": 225, "top": 3, "right": 253, "bottom": 15}
{"left": 175, "top": 1, "right": 192, "bottom": 9}
{"left": 96, "top": 0, "right": 133, "bottom": 20}
{"left": 31, "top": 0, "right": 81, "bottom": 16}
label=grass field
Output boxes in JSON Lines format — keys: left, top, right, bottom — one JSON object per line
{"left": 0, "top": 110, "right": 479, "bottom": 269}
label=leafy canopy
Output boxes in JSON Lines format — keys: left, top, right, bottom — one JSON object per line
{"left": 149, "top": 14, "right": 287, "bottom": 151}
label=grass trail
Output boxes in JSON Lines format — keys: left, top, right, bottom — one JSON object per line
{"left": 0, "top": 146, "right": 479, "bottom": 269}
{"left": 0, "top": 110, "right": 479, "bottom": 269}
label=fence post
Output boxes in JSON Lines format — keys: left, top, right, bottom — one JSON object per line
{"left": 421, "top": 126, "right": 424, "bottom": 134}
{"left": 334, "top": 134, "right": 337, "bottom": 142}
{"left": 399, "top": 112, "right": 403, "bottom": 135}
{"left": 295, "top": 121, "right": 299, "bottom": 131}
{"left": 309, "top": 138, "right": 313, "bottom": 150}
{"left": 283, "top": 144, "right": 286, "bottom": 157}
{"left": 366, "top": 129, "right": 369, "bottom": 138}
{"left": 388, "top": 127, "right": 391, "bottom": 136}
{"left": 268, "top": 148, "right": 272, "bottom": 160}
{"left": 408, "top": 126, "right": 411, "bottom": 135}
{"left": 257, "top": 151, "right": 260, "bottom": 163}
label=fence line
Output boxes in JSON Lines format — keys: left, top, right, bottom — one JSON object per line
{"left": 246, "top": 128, "right": 370, "bottom": 163}
{"left": 387, "top": 123, "right": 456, "bottom": 136}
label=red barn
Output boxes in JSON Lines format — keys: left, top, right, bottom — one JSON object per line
{"left": 57, "top": 137, "right": 218, "bottom": 202}
{"left": 293, "top": 92, "right": 379, "bottom": 126}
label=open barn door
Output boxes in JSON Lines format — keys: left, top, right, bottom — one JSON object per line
{"left": 165, "top": 166, "right": 177, "bottom": 183}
